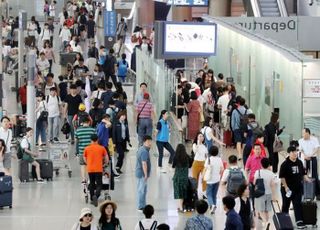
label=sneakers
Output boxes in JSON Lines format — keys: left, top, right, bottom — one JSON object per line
{"left": 114, "top": 173, "right": 121, "bottom": 179}
{"left": 71, "top": 140, "right": 75, "bottom": 145}
{"left": 37, "top": 179, "right": 45, "bottom": 183}
{"left": 137, "top": 208, "right": 144, "bottom": 212}
{"left": 91, "top": 195, "right": 98, "bottom": 207}
{"left": 296, "top": 221, "right": 306, "bottom": 229}
{"left": 116, "top": 168, "right": 123, "bottom": 174}
{"left": 210, "top": 206, "right": 216, "bottom": 215}
{"left": 53, "top": 137, "right": 59, "bottom": 142}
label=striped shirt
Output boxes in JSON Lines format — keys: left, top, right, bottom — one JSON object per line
{"left": 75, "top": 126, "right": 96, "bottom": 155}
{"left": 136, "top": 100, "right": 153, "bottom": 118}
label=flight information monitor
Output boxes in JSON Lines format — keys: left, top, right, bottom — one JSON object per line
{"left": 166, "top": 0, "right": 208, "bottom": 6}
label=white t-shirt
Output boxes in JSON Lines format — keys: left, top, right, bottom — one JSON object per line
{"left": 204, "top": 156, "right": 223, "bottom": 184}
{"left": 2, "top": 45, "right": 11, "bottom": 57}
{"left": 254, "top": 169, "right": 274, "bottom": 195}
{"left": 0, "top": 127, "right": 12, "bottom": 153}
{"left": 91, "top": 90, "right": 105, "bottom": 100}
{"left": 217, "top": 94, "right": 230, "bottom": 115}
{"left": 192, "top": 144, "right": 208, "bottom": 161}
{"left": 60, "top": 27, "right": 71, "bottom": 42}
{"left": 134, "top": 219, "right": 157, "bottom": 230}
{"left": 221, "top": 165, "right": 247, "bottom": 183}
{"left": 20, "top": 137, "right": 30, "bottom": 150}
{"left": 201, "top": 126, "right": 212, "bottom": 141}
{"left": 47, "top": 95, "right": 61, "bottom": 118}
{"left": 28, "top": 22, "right": 37, "bottom": 36}
{"left": 36, "top": 101, "right": 46, "bottom": 119}
{"left": 36, "top": 58, "right": 50, "bottom": 72}
{"left": 299, "top": 136, "right": 320, "bottom": 157}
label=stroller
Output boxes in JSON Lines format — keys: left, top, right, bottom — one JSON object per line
{"left": 183, "top": 177, "right": 198, "bottom": 212}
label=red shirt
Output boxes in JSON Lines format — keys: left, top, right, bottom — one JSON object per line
{"left": 245, "top": 154, "right": 263, "bottom": 183}
{"left": 18, "top": 86, "right": 27, "bottom": 105}
{"left": 250, "top": 140, "right": 267, "bottom": 158}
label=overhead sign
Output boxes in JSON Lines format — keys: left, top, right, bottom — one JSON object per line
{"left": 104, "top": 11, "right": 117, "bottom": 37}
{"left": 304, "top": 79, "right": 320, "bottom": 98}
{"left": 167, "top": 0, "right": 208, "bottom": 6}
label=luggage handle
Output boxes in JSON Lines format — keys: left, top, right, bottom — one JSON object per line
{"left": 271, "top": 200, "right": 281, "bottom": 213}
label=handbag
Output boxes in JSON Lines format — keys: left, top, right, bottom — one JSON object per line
{"left": 254, "top": 170, "right": 265, "bottom": 198}
{"left": 203, "top": 157, "right": 212, "bottom": 181}
{"left": 38, "top": 101, "right": 48, "bottom": 121}
{"left": 273, "top": 134, "right": 284, "bottom": 152}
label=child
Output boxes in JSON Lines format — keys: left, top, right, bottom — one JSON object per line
{"left": 135, "top": 205, "right": 158, "bottom": 230}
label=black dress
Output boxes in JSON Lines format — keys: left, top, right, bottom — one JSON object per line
{"left": 239, "top": 197, "right": 251, "bottom": 230}
{"left": 264, "top": 122, "right": 282, "bottom": 173}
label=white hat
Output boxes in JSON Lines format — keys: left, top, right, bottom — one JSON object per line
{"left": 79, "top": 207, "right": 92, "bottom": 221}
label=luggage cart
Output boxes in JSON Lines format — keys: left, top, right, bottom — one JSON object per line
{"left": 48, "top": 141, "right": 72, "bottom": 178}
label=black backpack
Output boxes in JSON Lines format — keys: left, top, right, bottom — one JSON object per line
{"left": 227, "top": 168, "right": 245, "bottom": 196}
{"left": 76, "top": 111, "right": 90, "bottom": 127}
{"left": 61, "top": 119, "right": 71, "bottom": 135}
{"left": 236, "top": 108, "right": 248, "bottom": 131}
{"left": 139, "top": 220, "right": 157, "bottom": 230}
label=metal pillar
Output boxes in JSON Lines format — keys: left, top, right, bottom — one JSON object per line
{"left": 26, "top": 53, "right": 36, "bottom": 148}
{"left": 18, "top": 11, "right": 27, "bottom": 83}
{"left": 0, "top": 1, "right": 3, "bottom": 119}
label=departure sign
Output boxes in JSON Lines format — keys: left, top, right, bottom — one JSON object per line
{"left": 167, "top": 0, "right": 208, "bottom": 6}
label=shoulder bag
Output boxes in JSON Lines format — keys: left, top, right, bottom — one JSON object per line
{"left": 273, "top": 134, "right": 283, "bottom": 152}
{"left": 254, "top": 170, "right": 265, "bottom": 198}
{"left": 38, "top": 101, "right": 48, "bottom": 121}
{"left": 136, "top": 101, "right": 148, "bottom": 133}
{"left": 203, "top": 157, "right": 212, "bottom": 182}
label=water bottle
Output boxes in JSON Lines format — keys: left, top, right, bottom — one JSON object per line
{"left": 286, "top": 189, "right": 292, "bottom": 198}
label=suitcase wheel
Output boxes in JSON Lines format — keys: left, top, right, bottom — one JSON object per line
{"left": 85, "top": 195, "right": 88, "bottom": 203}
{"left": 55, "top": 170, "right": 59, "bottom": 176}
{"left": 68, "top": 171, "right": 72, "bottom": 178}
{"left": 9, "top": 206, "right": 12, "bottom": 209}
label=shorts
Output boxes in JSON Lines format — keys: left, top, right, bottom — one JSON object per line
{"left": 255, "top": 194, "right": 272, "bottom": 212}
{"left": 78, "top": 155, "right": 86, "bottom": 166}
{"left": 233, "top": 129, "right": 245, "bottom": 143}
{"left": 3, "top": 152, "right": 11, "bottom": 168}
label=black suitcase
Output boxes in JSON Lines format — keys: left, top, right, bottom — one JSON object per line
{"left": 32, "top": 159, "right": 53, "bottom": 181}
{"left": 271, "top": 200, "right": 294, "bottom": 230}
{"left": 0, "top": 175, "right": 13, "bottom": 208}
{"left": 183, "top": 177, "right": 198, "bottom": 212}
{"left": 303, "top": 179, "right": 316, "bottom": 200}
{"left": 302, "top": 201, "right": 317, "bottom": 226}
{"left": 18, "top": 160, "right": 30, "bottom": 182}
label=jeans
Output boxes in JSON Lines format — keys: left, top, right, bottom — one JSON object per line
{"left": 48, "top": 59, "right": 53, "bottom": 73}
{"left": 156, "top": 141, "right": 175, "bottom": 167}
{"left": 136, "top": 177, "right": 147, "bottom": 209}
{"left": 281, "top": 187, "right": 303, "bottom": 223}
{"left": 88, "top": 172, "right": 103, "bottom": 200}
{"left": 115, "top": 140, "right": 126, "bottom": 170}
{"left": 306, "top": 157, "right": 320, "bottom": 195}
{"left": 48, "top": 116, "right": 60, "bottom": 140}
{"left": 138, "top": 118, "right": 153, "bottom": 146}
{"left": 36, "top": 119, "right": 47, "bottom": 144}
{"left": 206, "top": 182, "right": 220, "bottom": 206}
{"left": 67, "top": 115, "right": 75, "bottom": 140}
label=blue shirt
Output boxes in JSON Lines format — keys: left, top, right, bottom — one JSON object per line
{"left": 97, "top": 122, "right": 109, "bottom": 147}
{"left": 225, "top": 209, "right": 243, "bottom": 230}
{"left": 156, "top": 119, "right": 170, "bottom": 142}
{"left": 231, "top": 106, "right": 247, "bottom": 130}
{"left": 185, "top": 214, "right": 213, "bottom": 230}
{"left": 135, "top": 146, "right": 151, "bottom": 178}
{"left": 101, "top": 90, "right": 114, "bottom": 110}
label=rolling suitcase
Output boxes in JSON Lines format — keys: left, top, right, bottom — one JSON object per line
{"left": 223, "top": 130, "right": 233, "bottom": 147}
{"left": 32, "top": 159, "right": 53, "bottom": 181}
{"left": 302, "top": 201, "right": 317, "bottom": 227}
{"left": 0, "top": 175, "right": 13, "bottom": 208}
{"left": 303, "top": 178, "right": 315, "bottom": 200}
{"left": 271, "top": 200, "right": 294, "bottom": 230}
{"left": 18, "top": 160, "right": 30, "bottom": 182}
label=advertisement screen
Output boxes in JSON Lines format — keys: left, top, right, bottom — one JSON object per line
{"left": 164, "top": 22, "right": 217, "bottom": 57}
{"left": 167, "top": 0, "right": 208, "bottom": 6}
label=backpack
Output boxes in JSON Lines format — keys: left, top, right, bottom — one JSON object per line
{"left": 248, "top": 123, "right": 264, "bottom": 144}
{"left": 139, "top": 220, "right": 157, "bottom": 230}
{"left": 226, "top": 168, "right": 245, "bottom": 196}
{"left": 16, "top": 137, "right": 29, "bottom": 160}
{"left": 90, "top": 109, "right": 103, "bottom": 128}
{"left": 61, "top": 119, "right": 71, "bottom": 135}
{"left": 76, "top": 111, "right": 90, "bottom": 127}
{"left": 236, "top": 108, "right": 248, "bottom": 131}
{"left": 46, "top": 95, "right": 60, "bottom": 104}
{"left": 117, "top": 60, "right": 128, "bottom": 76}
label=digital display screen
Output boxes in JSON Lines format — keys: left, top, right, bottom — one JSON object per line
{"left": 164, "top": 22, "right": 217, "bottom": 57}
{"left": 167, "top": 0, "right": 208, "bottom": 6}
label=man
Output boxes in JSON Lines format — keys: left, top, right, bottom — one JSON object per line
{"left": 221, "top": 155, "right": 246, "bottom": 197}
{"left": 245, "top": 143, "right": 263, "bottom": 205}
{"left": 86, "top": 15, "right": 96, "bottom": 44}
{"left": 185, "top": 200, "right": 213, "bottom": 229}
{"left": 103, "top": 48, "right": 117, "bottom": 86}
{"left": 136, "top": 135, "right": 152, "bottom": 211}
{"left": 73, "top": 57, "right": 89, "bottom": 82}
{"left": 46, "top": 87, "right": 62, "bottom": 142}
{"left": 280, "top": 146, "right": 311, "bottom": 229}
{"left": 299, "top": 128, "right": 320, "bottom": 198}
{"left": 136, "top": 93, "right": 154, "bottom": 146}
{"left": 59, "top": 23, "right": 71, "bottom": 51}
{"left": 134, "top": 82, "right": 149, "bottom": 106}
{"left": 231, "top": 97, "right": 248, "bottom": 161}
{"left": 222, "top": 196, "right": 243, "bottom": 230}
{"left": 0, "top": 116, "right": 13, "bottom": 175}
{"left": 75, "top": 117, "right": 96, "bottom": 184}
{"left": 27, "top": 18, "right": 37, "bottom": 47}
{"left": 116, "top": 18, "right": 127, "bottom": 41}
{"left": 64, "top": 84, "right": 83, "bottom": 144}
{"left": 83, "top": 134, "right": 109, "bottom": 207}
{"left": 18, "top": 79, "right": 27, "bottom": 114}
{"left": 43, "top": 73, "right": 59, "bottom": 97}
{"left": 101, "top": 82, "right": 114, "bottom": 110}
{"left": 36, "top": 52, "right": 50, "bottom": 75}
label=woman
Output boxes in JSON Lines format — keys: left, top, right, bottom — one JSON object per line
{"left": 117, "top": 53, "right": 129, "bottom": 82}
{"left": 172, "top": 144, "right": 189, "bottom": 213}
{"left": 73, "top": 53, "right": 83, "bottom": 66}
{"left": 0, "top": 139, "right": 6, "bottom": 173}
{"left": 205, "top": 146, "right": 224, "bottom": 214}
{"left": 185, "top": 91, "right": 201, "bottom": 141}
{"left": 115, "top": 82, "right": 128, "bottom": 104}
{"left": 40, "top": 23, "right": 52, "bottom": 47}
{"left": 112, "top": 111, "right": 130, "bottom": 174}
{"left": 71, "top": 207, "right": 98, "bottom": 230}
{"left": 171, "top": 85, "right": 184, "bottom": 121}
{"left": 98, "top": 200, "right": 122, "bottom": 230}
{"left": 235, "top": 184, "right": 254, "bottom": 230}
{"left": 155, "top": 110, "right": 175, "bottom": 172}
{"left": 89, "top": 98, "right": 104, "bottom": 128}
{"left": 191, "top": 132, "right": 208, "bottom": 195}
{"left": 35, "top": 92, "right": 47, "bottom": 146}
{"left": 42, "top": 41, "right": 55, "bottom": 73}
{"left": 202, "top": 72, "right": 213, "bottom": 92}
{"left": 92, "top": 64, "right": 105, "bottom": 90}
{"left": 201, "top": 117, "right": 225, "bottom": 151}
{"left": 264, "top": 112, "right": 283, "bottom": 173}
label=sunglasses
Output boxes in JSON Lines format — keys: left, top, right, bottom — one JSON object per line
{"left": 84, "top": 214, "right": 92, "bottom": 217}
